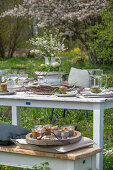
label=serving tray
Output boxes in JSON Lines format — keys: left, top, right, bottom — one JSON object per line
{"left": 26, "top": 131, "right": 81, "bottom": 146}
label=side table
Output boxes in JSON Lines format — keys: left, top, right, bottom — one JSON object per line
{"left": 0, "top": 145, "right": 102, "bottom": 170}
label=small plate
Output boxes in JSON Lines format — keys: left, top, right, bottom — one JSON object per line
{"left": 0, "top": 91, "right": 15, "bottom": 95}
{"left": 56, "top": 93, "right": 76, "bottom": 97}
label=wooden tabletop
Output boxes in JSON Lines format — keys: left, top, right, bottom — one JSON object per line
{"left": 0, "top": 145, "right": 102, "bottom": 161}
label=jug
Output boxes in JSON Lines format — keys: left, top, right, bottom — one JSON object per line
{"left": 50, "top": 57, "right": 61, "bottom": 65}
{"left": 44, "top": 57, "right": 61, "bottom": 65}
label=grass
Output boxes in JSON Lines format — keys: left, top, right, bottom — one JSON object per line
{"left": 0, "top": 54, "right": 113, "bottom": 170}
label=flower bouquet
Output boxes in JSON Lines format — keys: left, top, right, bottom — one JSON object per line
{"left": 29, "top": 32, "right": 66, "bottom": 65}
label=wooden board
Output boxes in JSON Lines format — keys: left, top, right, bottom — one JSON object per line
{"left": 0, "top": 145, "right": 102, "bottom": 161}
{"left": 26, "top": 131, "right": 81, "bottom": 146}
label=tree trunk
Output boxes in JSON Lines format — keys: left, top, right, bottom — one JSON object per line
{"left": 0, "top": 36, "right": 5, "bottom": 58}
{"left": 7, "top": 18, "right": 24, "bottom": 58}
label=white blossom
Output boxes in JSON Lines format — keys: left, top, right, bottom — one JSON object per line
{"left": 0, "top": 0, "right": 107, "bottom": 22}
{"left": 29, "top": 32, "right": 66, "bottom": 58}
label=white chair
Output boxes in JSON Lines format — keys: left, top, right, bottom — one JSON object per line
{"left": 67, "top": 67, "right": 90, "bottom": 88}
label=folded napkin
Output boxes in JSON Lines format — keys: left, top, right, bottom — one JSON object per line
{"left": 12, "top": 137, "right": 94, "bottom": 153}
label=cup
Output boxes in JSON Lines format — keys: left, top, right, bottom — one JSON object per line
{"left": 61, "top": 125, "right": 75, "bottom": 131}
{"left": 61, "top": 131, "right": 69, "bottom": 139}
{"left": 68, "top": 130, "right": 74, "bottom": 137}
{"left": 54, "top": 130, "right": 61, "bottom": 138}
{"left": 32, "top": 129, "right": 38, "bottom": 139}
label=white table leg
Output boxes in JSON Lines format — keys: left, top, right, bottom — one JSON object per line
{"left": 12, "top": 106, "right": 20, "bottom": 126}
{"left": 91, "top": 155, "right": 96, "bottom": 170}
{"left": 93, "top": 103, "right": 104, "bottom": 170}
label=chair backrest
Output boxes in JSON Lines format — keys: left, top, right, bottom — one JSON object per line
{"left": 68, "top": 67, "right": 90, "bottom": 88}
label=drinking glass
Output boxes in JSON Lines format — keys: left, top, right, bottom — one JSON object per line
{"left": 88, "top": 69, "right": 107, "bottom": 89}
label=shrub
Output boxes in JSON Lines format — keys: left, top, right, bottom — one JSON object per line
{"left": 86, "top": 0, "right": 113, "bottom": 65}
{"left": 103, "top": 148, "right": 113, "bottom": 170}
{"left": 70, "top": 48, "right": 89, "bottom": 64}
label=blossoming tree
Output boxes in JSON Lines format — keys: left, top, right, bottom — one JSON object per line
{"left": 1, "top": 0, "right": 106, "bottom": 22}
{"left": 0, "top": 0, "right": 107, "bottom": 62}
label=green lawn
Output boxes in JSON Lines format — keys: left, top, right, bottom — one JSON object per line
{"left": 0, "top": 55, "right": 113, "bottom": 170}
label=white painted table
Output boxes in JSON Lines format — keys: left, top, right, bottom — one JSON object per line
{"left": 0, "top": 145, "right": 102, "bottom": 170}
{"left": 0, "top": 92, "right": 112, "bottom": 170}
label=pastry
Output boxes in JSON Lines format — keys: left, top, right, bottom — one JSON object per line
{"left": 0, "top": 83, "right": 7, "bottom": 91}
{"left": 59, "top": 86, "right": 67, "bottom": 94}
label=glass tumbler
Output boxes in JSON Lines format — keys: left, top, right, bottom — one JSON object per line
{"left": 89, "top": 74, "right": 107, "bottom": 89}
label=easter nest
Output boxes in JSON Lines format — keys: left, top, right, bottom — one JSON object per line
{"left": 26, "top": 131, "right": 81, "bottom": 146}
{"left": 15, "top": 84, "right": 75, "bottom": 95}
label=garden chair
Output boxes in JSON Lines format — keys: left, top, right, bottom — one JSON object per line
{"left": 66, "top": 67, "right": 90, "bottom": 88}
{"left": 50, "top": 67, "right": 90, "bottom": 123}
